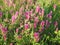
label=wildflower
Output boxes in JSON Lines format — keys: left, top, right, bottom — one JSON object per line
{"left": 34, "top": 16, "right": 39, "bottom": 23}
{"left": 11, "top": 11, "right": 18, "bottom": 23}
{"left": 0, "top": 12, "right": 2, "bottom": 17}
{"left": 45, "top": 20, "right": 50, "bottom": 28}
{"left": 19, "top": 6, "right": 24, "bottom": 15}
{"left": 29, "top": 9, "right": 33, "bottom": 15}
{"left": 16, "top": 28, "right": 19, "bottom": 33}
{"left": 54, "top": 21, "right": 58, "bottom": 27}
{"left": 41, "top": 9, "right": 44, "bottom": 16}
{"left": 34, "top": 23, "right": 37, "bottom": 28}
{"left": 10, "top": 43, "right": 13, "bottom": 45}
{"left": 25, "top": 12, "right": 30, "bottom": 20}
{"left": 15, "top": 11, "right": 19, "bottom": 19}
{"left": 40, "top": 21, "right": 45, "bottom": 27}
{"left": 1, "top": 27, "right": 7, "bottom": 34}
{"left": 3, "top": 34, "right": 7, "bottom": 41}
{"left": 12, "top": 15, "right": 15, "bottom": 23}
{"left": 34, "top": 32, "right": 39, "bottom": 42}
{"left": 24, "top": 24, "right": 29, "bottom": 30}
{"left": 53, "top": 4, "right": 56, "bottom": 10}
{"left": 47, "top": 11, "right": 52, "bottom": 19}
{"left": 36, "top": 6, "right": 40, "bottom": 13}
{"left": 56, "top": 27, "right": 58, "bottom": 32}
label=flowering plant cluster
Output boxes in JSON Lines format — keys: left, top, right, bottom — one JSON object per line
{"left": 0, "top": 0, "right": 60, "bottom": 45}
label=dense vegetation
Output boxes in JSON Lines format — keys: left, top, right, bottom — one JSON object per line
{"left": 0, "top": 0, "right": 60, "bottom": 45}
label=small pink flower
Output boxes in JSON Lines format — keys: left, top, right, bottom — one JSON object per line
{"left": 24, "top": 24, "right": 29, "bottom": 30}
{"left": 40, "top": 21, "right": 45, "bottom": 27}
{"left": 36, "top": 6, "right": 40, "bottom": 13}
{"left": 25, "top": 12, "right": 30, "bottom": 20}
{"left": 2, "top": 27, "right": 7, "bottom": 34}
{"left": 16, "top": 28, "right": 19, "bottom": 33}
{"left": 15, "top": 11, "right": 19, "bottom": 16}
{"left": 29, "top": 10, "right": 33, "bottom": 15}
{"left": 3, "top": 34, "right": 7, "bottom": 41}
{"left": 56, "top": 27, "right": 58, "bottom": 32}
{"left": 54, "top": 21, "right": 58, "bottom": 27}
{"left": 34, "top": 23, "right": 37, "bottom": 28}
{"left": 34, "top": 17, "right": 39, "bottom": 23}
{"left": 19, "top": 6, "right": 24, "bottom": 15}
{"left": 11, "top": 11, "right": 18, "bottom": 23}
{"left": 53, "top": 4, "right": 56, "bottom": 10}
{"left": 10, "top": 43, "right": 13, "bottom": 45}
{"left": 0, "top": 12, "right": 2, "bottom": 17}
{"left": 34, "top": 32, "right": 39, "bottom": 38}
{"left": 15, "top": 11, "right": 19, "bottom": 19}
{"left": 34, "top": 32, "right": 39, "bottom": 42}
{"left": 12, "top": 15, "right": 15, "bottom": 23}
{"left": 41, "top": 9, "right": 44, "bottom": 16}
{"left": 45, "top": 20, "right": 50, "bottom": 28}
{"left": 47, "top": 11, "right": 52, "bottom": 19}
{"left": 26, "top": 15, "right": 30, "bottom": 20}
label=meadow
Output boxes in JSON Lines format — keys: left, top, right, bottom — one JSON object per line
{"left": 0, "top": 0, "right": 60, "bottom": 45}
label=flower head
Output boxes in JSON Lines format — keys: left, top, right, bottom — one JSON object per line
{"left": 47, "top": 11, "right": 52, "bottom": 19}
{"left": 0, "top": 12, "right": 2, "bottom": 17}
{"left": 34, "top": 23, "right": 37, "bottom": 28}
{"left": 45, "top": 20, "right": 50, "bottom": 28}
{"left": 10, "top": 43, "right": 13, "bottom": 45}
{"left": 40, "top": 21, "right": 45, "bottom": 27}
{"left": 16, "top": 28, "right": 19, "bottom": 33}
{"left": 41, "top": 9, "right": 44, "bottom": 16}
{"left": 36, "top": 6, "right": 40, "bottom": 13}
{"left": 34, "top": 16, "right": 39, "bottom": 23}
{"left": 24, "top": 24, "right": 29, "bottom": 30}
{"left": 12, "top": 15, "right": 15, "bottom": 23}
{"left": 25, "top": 12, "right": 30, "bottom": 20}
{"left": 53, "top": 4, "right": 56, "bottom": 10}
{"left": 54, "top": 21, "right": 58, "bottom": 27}
{"left": 34, "top": 32, "right": 39, "bottom": 42}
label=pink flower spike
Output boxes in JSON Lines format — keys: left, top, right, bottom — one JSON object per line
{"left": 34, "top": 32, "right": 39, "bottom": 38}
{"left": 12, "top": 15, "right": 15, "bottom": 23}
{"left": 53, "top": 4, "right": 56, "bottom": 10}
{"left": 47, "top": 11, "right": 52, "bottom": 19}
{"left": 2, "top": 27, "right": 7, "bottom": 33}
{"left": 19, "top": 6, "right": 24, "bottom": 15}
{"left": 25, "top": 12, "right": 30, "bottom": 20}
{"left": 3, "top": 34, "right": 7, "bottom": 41}
{"left": 40, "top": 21, "right": 45, "bottom": 27}
{"left": 54, "top": 21, "right": 58, "bottom": 27}
{"left": 10, "top": 43, "right": 13, "bottom": 45}
{"left": 34, "top": 23, "right": 37, "bottom": 28}
{"left": 15, "top": 11, "right": 19, "bottom": 16}
{"left": 34, "top": 32, "right": 39, "bottom": 42}
{"left": 34, "top": 17, "right": 39, "bottom": 23}
{"left": 15, "top": 11, "right": 19, "bottom": 19}
{"left": 41, "top": 9, "right": 44, "bottom": 16}
{"left": 24, "top": 24, "right": 29, "bottom": 30}
{"left": 36, "top": 6, "right": 40, "bottom": 13}
{"left": 0, "top": 12, "right": 2, "bottom": 17}
{"left": 16, "top": 28, "right": 19, "bottom": 33}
